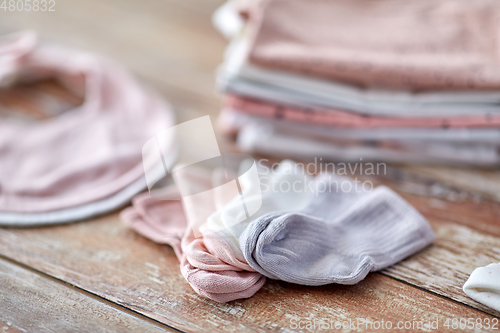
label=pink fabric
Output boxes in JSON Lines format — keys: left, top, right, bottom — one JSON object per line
{"left": 224, "top": 95, "right": 500, "bottom": 129}
{"left": 248, "top": 0, "right": 500, "bottom": 91}
{"left": 121, "top": 185, "right": 265, "bottom": 303}
{"left": 0, "top": 32, "right": 174, "bottom": 213}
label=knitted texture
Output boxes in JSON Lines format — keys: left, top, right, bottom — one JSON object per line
{"left": 240, "top": 174, "right": 435, "bottom": 285}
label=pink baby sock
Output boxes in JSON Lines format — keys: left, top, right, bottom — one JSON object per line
{"left": 121, "top": 191, "right": 265, "bottom": 302}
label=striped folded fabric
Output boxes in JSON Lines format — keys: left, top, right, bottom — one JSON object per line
{"left": 213, "top": 0, "right": 500, "bottom": 166}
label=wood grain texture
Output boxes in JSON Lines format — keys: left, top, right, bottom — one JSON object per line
{"left": 0, "top": 215, "right": 497, "bottom": 332}
{"left": 406, "top": 165, "right": 500, "bottom": 202}
{"left": 382, "top": 220, "right": 500, "bottom": 318}
{"left": 2, "top": 0, "right": 500, "bottom": 330}
{"left": 0, "top": 258, "right": 175, "bottom": 333}
{"left": 347, "top": 167, "right": 500, "bottom": 317}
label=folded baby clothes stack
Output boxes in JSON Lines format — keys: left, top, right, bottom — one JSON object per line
{"left": 214, "top": 0, "right": 500, "bottom": 166}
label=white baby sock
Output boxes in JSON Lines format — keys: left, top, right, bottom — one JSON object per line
{"left": 203, "top": 160, "right": 314, "bottom": 264}
{"left": 239, "top": 174, "right": 435, "bottom": 285}
{"left": 463, "top": 262, "right": 500, "bottom": 312}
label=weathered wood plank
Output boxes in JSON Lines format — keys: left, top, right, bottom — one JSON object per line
{"left": 405, "top": 165, "right": 500, "bottom": 203}
{"left": 0, "top": 257, "right": 175, "bottom": 333}
{"left": 347, "top": 169, "right": 500, "bottom": 317}
{"left": 0, "top": 214, "right": 497, "bottom": 332}
{"left": 382, "top": 220, "right": 500, "bottom": 318}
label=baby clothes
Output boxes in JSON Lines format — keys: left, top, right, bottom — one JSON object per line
{"left": 248, "top": 0, "right": 500, "bottom": 92}
{"left": 222, "top": 111, "right": 500, "bottom": 166}
{"left": 0, "top": 177, "right": 147, "bottom": 226}
{"left": 122, "top": 160, "right": 316, "bottom": 301}
{"left": 463, "top": 263, "right": 500, "bottom": 312}
{"left": 220, "top": 109, "right": 500, "bottom": 145}
{"left": 220, "top": 57, "right": 500, "bottom": 118}
{"left": 0, "top": 31, "right": 174, "bottom": 224}
{"left": 239, "top": 174, "right": 435, "bottom": 285}
{"left": 121, "top": 188, "right": 266, "bottom": 302}
{"left": 214, "top": 1, "right": 500, "bottom": 167}
{"left": 202, "top": 160, "right": 314, "bottom": 264}
{"left": 123, "top": 159, "right": 435, "bottom": 301}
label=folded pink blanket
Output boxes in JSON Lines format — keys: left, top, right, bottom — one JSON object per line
{"left": 247, "top": 0, "right": 500, "bottom": 91}
{"left": 121, "top": 187, "right": 265, "bottom": 303}
{"left": 0, "top": 32, "right": 174, "bottom": 213}
{"left": 224, "top": 95, "right": 500, "bottom": 129}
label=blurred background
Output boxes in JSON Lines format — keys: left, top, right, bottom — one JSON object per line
{"left": 0, "top": 0, "right": 226, "bottom": 126}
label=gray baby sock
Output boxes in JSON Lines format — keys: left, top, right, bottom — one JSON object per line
{"left": 239, "top": 174, "right": 435, "bottom": 285}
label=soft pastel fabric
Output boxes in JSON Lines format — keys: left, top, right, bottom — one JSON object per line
{"left": 203, "top": 160, "right": 314, "bottom": 263}
{"left": 220, "top": 109, "right": 500, "bottom": 145}
{"left": 240, "top": 174, "right": 435, "bottom": 285}
{"left": 228, "top": 114, "right": 500, "bottom": 166}
{"left": 225, "top": 95, "right": 500, "bottom": 129}
{"left": 121, "top": 161, "right": 315, "bottom": 301}
{"left": 219, "top": 62, "right": 500, "bottom": 118}
{"left": 0, "top": 176, "right": 146, "bottom": 226}
{"left": 121, "top": 189, "right": 266, "bottom": 302}
{"left": 463, "top": 263, "right": 500, "bottom": 312}
{"left": 123, "top": 160, "right": 435, "bottom": 299}
{"left": 247, "top": 0, "right": 500, "bottom": 92}
{"left": 213, "top": 1, "right": 500, "bottom": 167}
{"left": 121, "top": 165, "right": 268, "bottom": 302}
{"left": 0, "top": 32, "right": 174, "bottom": 217}
{"left": 218, "top": 40, "right": 500, "bottom": 117}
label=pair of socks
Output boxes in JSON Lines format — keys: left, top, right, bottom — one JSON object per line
{"left": 122, "top": 160, "right": 315, "bottom": 301}
{"left": 121, "top": 172, "right": 265, "bottom": 302}
{"left": 123, "top": 160, "right": 435, "bottom": 300}
{"left": 239, "top": 173, "right": 435, "bottom": 285}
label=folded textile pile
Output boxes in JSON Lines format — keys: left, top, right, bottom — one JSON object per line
{"left": 214, "top": 0, "right": 500, "bottom": 166}
{"left": 122, "top": 159, "right": 435, "bottom": 302}
{"left": 0, "top": 32, "right": 174, "bottom": 226}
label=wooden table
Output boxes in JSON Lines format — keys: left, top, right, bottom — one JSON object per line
{"left": 1, "top": 1, "right": 500, "bottom": 332}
